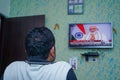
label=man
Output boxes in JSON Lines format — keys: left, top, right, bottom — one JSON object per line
{"left": 3, "top": 27, "right": 77, "bottom": 80}
{"left": 85, "top": 26, "right": 107, "bottom": 42}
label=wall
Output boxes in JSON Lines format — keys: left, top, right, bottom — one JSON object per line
{"left": 9, "top": 0, "right": 120, "bottom": 80}
{"left": 0, "top": 0, "right": 10, "bottom": 17}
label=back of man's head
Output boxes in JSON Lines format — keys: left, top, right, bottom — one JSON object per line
{"left": 25, "top": 27, "right": 55, "bottom": 59}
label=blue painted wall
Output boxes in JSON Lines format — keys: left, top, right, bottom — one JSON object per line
{"left": 0, "top": 0, "right": 10, "bottom": 16}
{"left": 9, "top": 0, "right": 120, "bottom": 80}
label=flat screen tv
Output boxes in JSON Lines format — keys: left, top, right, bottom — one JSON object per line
{"left": 69, "top": 23, "right": 113, "bottom": 48}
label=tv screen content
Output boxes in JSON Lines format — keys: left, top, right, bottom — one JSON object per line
{"left": 69, "top": 23, "right": 113, "bottom": 48}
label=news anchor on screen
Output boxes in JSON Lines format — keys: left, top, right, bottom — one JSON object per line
{"left": 84, "top": 26, "right": 108, "bottom": 42}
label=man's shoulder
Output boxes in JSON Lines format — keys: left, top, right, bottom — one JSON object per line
{"left": 53, "top": 61, "right": 71, "bottom": 69}
{"left": 55, "top": 61, "right": 70, "bottom": 65}
{"left": 4, "top": 61, "right": 26, "bottom": 80}
{"left": 9, "top": 61, "right": 25, "bottom": 65}
{"left": 5, "top": 61, "right": 26, "bottom": 69}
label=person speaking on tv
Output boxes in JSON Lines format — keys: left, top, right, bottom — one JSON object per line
{"left": 85, "top": 26, "right": 108, "bottom": 42}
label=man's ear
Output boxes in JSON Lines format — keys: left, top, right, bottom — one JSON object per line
{"left": 50, "top": 46, "right": 56, "bottom": 57}
{"left": 47, "top": 46, "right": 56, "bottom": 61}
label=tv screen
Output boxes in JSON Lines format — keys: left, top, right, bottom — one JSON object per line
{"left": 69, "top": 23, "right": 113, "bottom": 48}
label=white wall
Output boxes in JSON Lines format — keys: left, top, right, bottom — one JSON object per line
{"left": 0, "top": 0, "right": 10, "bottom": 17}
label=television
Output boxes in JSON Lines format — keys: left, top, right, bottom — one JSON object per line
{"left": 69, "top": 23, "right": 113, "bottom": 48}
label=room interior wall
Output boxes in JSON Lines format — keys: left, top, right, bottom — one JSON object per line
{"left": 0, "top": 0, "right": 10, "bottom": 17}
{"left": 9, "top": 0, "right": 120, "bottom": 80}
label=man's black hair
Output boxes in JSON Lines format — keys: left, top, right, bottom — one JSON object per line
{"left": 25, "top": 27, "right": 55, "bottom": 59}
